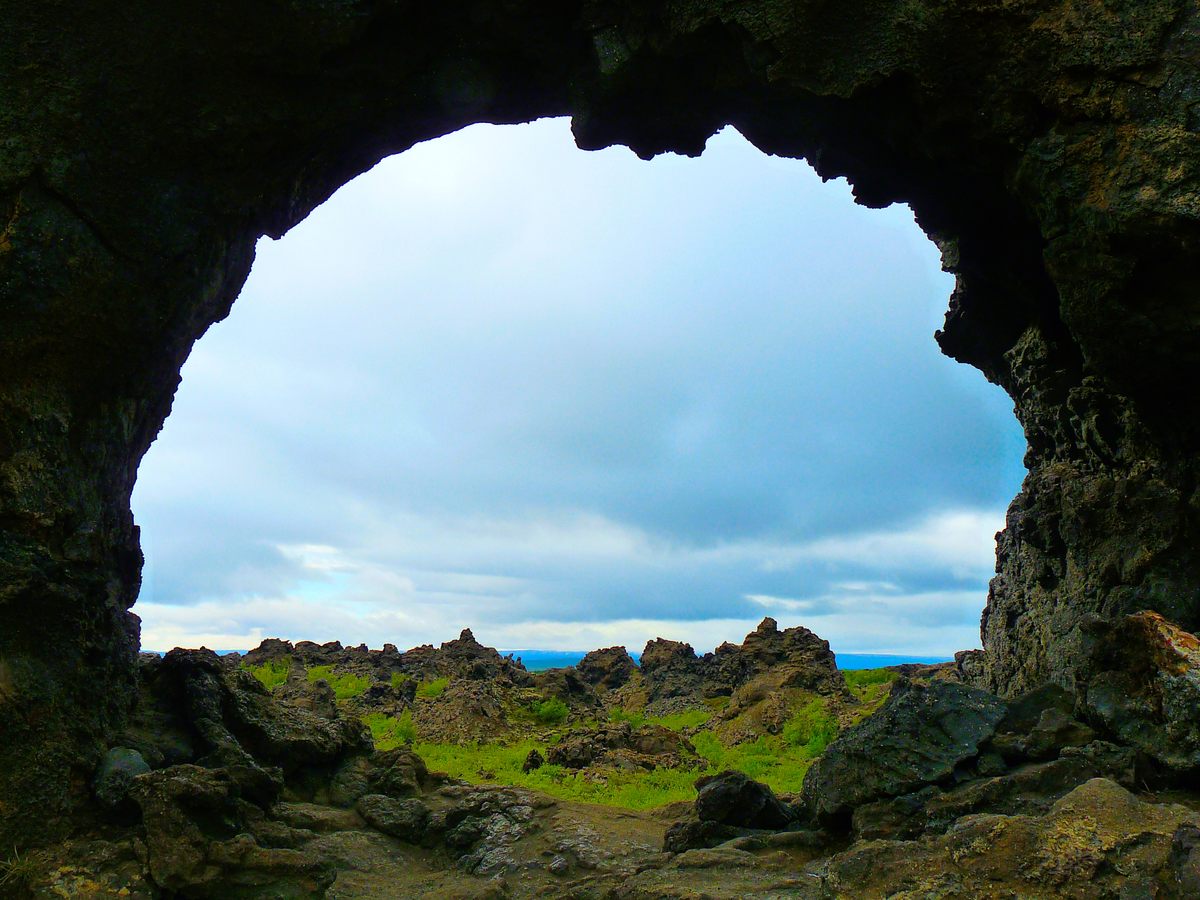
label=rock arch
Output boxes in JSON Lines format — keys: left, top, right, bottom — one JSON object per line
{"left": 1, "top": 0, "right": 1197, "bottom": 844}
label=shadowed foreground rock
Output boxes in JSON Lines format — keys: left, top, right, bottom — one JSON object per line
{"left": 802, "top": 678, "right": 1007, "bottom": 824}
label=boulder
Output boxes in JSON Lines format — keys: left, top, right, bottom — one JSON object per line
{"left": 546, "top": 722, "right": 698, "bottom": 770}
{"left": 576, "top": 646, "right": 637, "bottom": 692}
{"left": 130, "top": 765, "right": 333, "bottom": 896}
{"left": 356, "top": 794, "right": 430, "bottom": 842}
{"left": 694, "top": 771, "right": 797, "bottom": 830}
{"left": 662, "top": 819, "right": 742, "bottom": 854}
{"left": 522, "top": 749, "right": 544, "bottom": 773}
{"left": 823, "top": 779, "right": 1200, "bottom": 897}
{"left": 93, "top": 747, "right": 150, "bottom": 811}
{"left": 802, "top": 678, "right": 1006, "bottom": 824}
{"left": 1079, "top": 611, "right": 1200, "bottom": 771}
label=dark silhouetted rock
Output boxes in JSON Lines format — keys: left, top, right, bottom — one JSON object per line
{"left": 93, "top": 747, "right": 150, "bottom": 811}
{"left": 695, "top": 771, "right": 797, "bottom": 830}
{"left": 5, "top": 0, "right": 1200, "bottom": 846}
{"left": 522, "top": 749, "right": 544, "bottom": 773}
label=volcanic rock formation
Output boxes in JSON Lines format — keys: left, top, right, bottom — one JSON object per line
{"left": 2, "top": 0, "right": 1199, "bottom": 847}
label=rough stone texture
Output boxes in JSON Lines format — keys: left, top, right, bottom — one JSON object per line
{"left": 355, "top": 794, "right": 430, "bottom": 842}
{"left": 1078, "top": 610, "right": 1200, "bottom": 771}
{"left": 92, "top": 747, "right": 151, "bottom": 812}
{"left": 546, "top": 721, "right": 699, "bottom": 771}
{"left": 576, "top": 646, "right": 638, "bottom": 692}
{"left": 694, "top": 770, "right": 797, "bottom": 830}
{"left": 822, "top": 778, "right": 1200, "bottom": 898}
{"left": 802, "top": 678, "right": 1008, "bottom": 824}
{"left": 2, "top": 0, "right": 1199, "bottom": 844}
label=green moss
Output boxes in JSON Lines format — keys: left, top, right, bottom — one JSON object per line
{"left": 531, "top": 697, "right": 569, "bottom": 725}
{"left": 416, "top": 676, "right": 450, "bottom": 699}
{"left": 245, "top": 657, "right": 291, "bottom": 691}
{"left": 366, "top": 710, "right": 417, "bottom": 748}
{"left": 306, "top": 665, "right": 371, "bottom": 700}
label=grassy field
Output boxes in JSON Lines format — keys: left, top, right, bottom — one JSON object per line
{"left": 247, "top": 659, "right": 895, "bottom": 809}
{"left": 363, "top": 680, "right": 880, "bottom": 806}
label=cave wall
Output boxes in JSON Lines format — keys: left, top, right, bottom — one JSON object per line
{"left": 1, "top": 0, "right": 1197, "bottom": 844}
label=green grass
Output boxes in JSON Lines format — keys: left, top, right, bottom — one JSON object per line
{"left": 692, "top": 732, "right": 817, "bottom": 795}
{"left": 843, "top": 668, "right": 899, "bottom": 707}
{"left": 782, "top": 699, "right": 838, "bottom": 756}
{"left": 362, "top": 710, "right": 828, "bottom": 807}
{"left": 246, "top": 657, "right": 291, "bottom": 691}
{"left": 0, "top": 847, "right": 36, "bottom": 890}
{"left": 367, "top": 709, "right": 417, "bottom": 747}
{"left": 608, "top": 707, "right": 712, "bottom": 731}
{"left": 412, "top": 740, "right": 704, "bottom": 809}
{"left": 531, "top": 697, "right": 569, "bottom": 725}
{"left": 651, "top": 709, "right": 712, "bottom": 731}
{"left": 608, "top": 707, "right": 645, "bottom": 728}
{"left": 416, "top": 676, "right": 450, "bottom": 699}
{"left": 306, "top": 665, "right": 371, "bottom": 700}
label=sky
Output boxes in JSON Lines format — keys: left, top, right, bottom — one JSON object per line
{"left": 131, "top": 117, "right": 1027, "bottom": 658}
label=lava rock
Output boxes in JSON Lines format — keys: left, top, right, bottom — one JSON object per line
{"left": 93, "top": 747, "right": 150, "bottom": 810}
{"left": 576, "top": 647, "right": 637, "bottom": 692}
{"left": 802, "top": 678, "right": 1006, "bottom": 824}
{"left": 1079, "top": 612, "right": 1200, "bottom": 771}
{"left": 694, "top": 770, "right": 797, "bottom": 829}
{"left": 663, "top": 818, "right": 742, "bottom": 854}
{"left": 356, "top": 794, "right": 430, "bottom": 842}
{"left": 522, "top": 749, "right": 544, "bottom": 773}
{"left": 1171, "top": 823, "right": 1200, "bottom": 895}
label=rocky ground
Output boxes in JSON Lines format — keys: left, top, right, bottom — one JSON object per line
{"left": 8, "top": 612, "right": 1200, "bottom": 897}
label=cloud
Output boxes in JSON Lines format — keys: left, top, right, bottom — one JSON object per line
{"left": 132, "top": 118, "right": 1025, "bottom": 658}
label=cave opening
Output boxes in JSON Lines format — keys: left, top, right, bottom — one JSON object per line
{"left": 131, "top": 118, "right": 1027, "bottom": 661}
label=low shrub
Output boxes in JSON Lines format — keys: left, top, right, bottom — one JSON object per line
{"left": 531, "top": 697, "right": 569, "bottom": 725}
{"left": 0, "top": 848, "right": 37, "bottom": 890}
